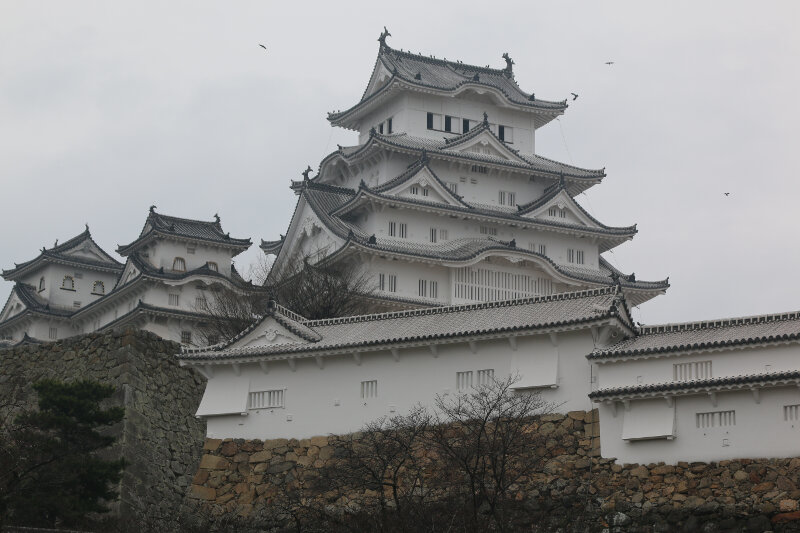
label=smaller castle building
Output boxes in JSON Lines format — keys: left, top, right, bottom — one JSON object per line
{"left": 0, "top": 208, "right": 258, "bottom": 346}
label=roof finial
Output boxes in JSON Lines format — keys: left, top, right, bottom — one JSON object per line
{"left": 420, "top": 148, "right": 428, "bottom": 165}
{"left": 472, "top": 73, "right": 480, "bottom": 82}
{"left": 482, "top": 112, "right": 489, "bottom": 126}
{"left": 53, "top": 239, "right": 58, "bottom": 247}
{"left": 502, "top": 52, "right": 514, "bottom": 77}
{"left": 214, "top": 213, "right": 220, "bottom": 224}
{"left": 302, "top": 165, "right": 313, "bottom": 181}
{"left": 85, "top": 223, "right": 89, "bottom": 232}
{"left": 528, "top": 92, "right": 536, "bottom": 101}
{"left": 368, "top": 234, "right": 377, "bottom": 244}
{"left": 369, "top": 126, "right": 377, "bottom": 137}
{"left": 378, "top": 27, "right": 391, "bottom": 48}
{"left": 559, "top": 170, "right": 566, "bottom": 189}
{"left": 149, "top": 205, "right": 156, "bottom": 213}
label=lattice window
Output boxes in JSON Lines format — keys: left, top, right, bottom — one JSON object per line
{"left": 456, "top": 371, "right": 473, "bottom": 391}
{"left": 784, "top": 404, "right": 800, "bottom": 422}
{"left": 169, "top": 294, "right": 180, "bottom": 306}
{"left": 479, "top": 226, "right": 498, "bottom": 236}
{"left": 499, "top": 190, "right": 516, "bottom": 206}
{"left": 195, "top": 296, "right": 207, "bottom": 309}
{"left": 477, "top": 369, "right": 495, "bottom": 386}
{"left": 49, "top": 327, "right": 57, "bottom": 340}
{"left": 471, "top": 165, "right": 488, "bottom": 174}
{"left": 173, "top": 257, "right": 186, "bottom": 272}
{"left": 61, "top": 276, "right": 75, "bottom": 290}
{"left": 379, "top": 274, "right": 397, "bottom": 292}
{"left": 388, "top": 274, "right": 397, "bottom": 292}
{"left": 361, "top": 380, "right": 378, "bottom": 399}
{"left": 181, "top": 331, "right": 192, "bottom": 344}
{"left": 673, "top": 361, "right": 712, "bottom": 382}
{"left": 696, "top": 410, "right": 735, "bottom": 429}
{"left": 454, "top": 267, "right": 553, "bottom": 302}
{"left": 249, "top": 389, "right": 285, "bottom": 409}
{"left": 548, "top": 206, "right": 557, "bottom": 217}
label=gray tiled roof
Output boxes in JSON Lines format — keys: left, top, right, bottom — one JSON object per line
{"left": 589, "top": 311, "right": 800, "bottom": 360}
{"left": 328, "top": 130, "right": 604, "bottom": 182}
{"left": 117, "top": 208, "right": 251, "bottom": 256}
{"left": 589, "top": 370, "right": 800, "bottom": 400}
{"left": 179, "top": 286, "right": 633, "bottom": 361}
{"left": 2, "top": 228, "right": 123, "bottom": 280}
{"left": 0, "top": 283, "right": 75, "bottom": 330}
{"left": 328, "top": 43, "right": 566, "bottom": 127}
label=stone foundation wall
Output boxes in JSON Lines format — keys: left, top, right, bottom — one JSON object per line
{"left": 190, "top": 410, "right": 800, "bottom": 532}
{"left": 0, "top": 329, "right": 207, "bottom": 530}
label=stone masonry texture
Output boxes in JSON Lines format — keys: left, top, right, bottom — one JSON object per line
{"left": 191, "top": 410, "right": 800, "bottom": 532}
{"left": 0, "top": 328, "right": 207, "bottom": 531}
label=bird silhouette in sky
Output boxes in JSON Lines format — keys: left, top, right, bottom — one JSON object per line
{"left": 605, "top": 61, "right": 615, "bottom": 65}
{"left": 571, "top": 93, "right": 579, "bottom": 100}
{"left": 724, "top": 192, "right": 730, "bottom": 196}
{"left": 259, "top": 44, "right": 267, "bottom": 50}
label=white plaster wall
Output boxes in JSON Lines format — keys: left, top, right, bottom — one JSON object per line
{"left": 598, "top": 386, "right": 800, "bottom": 464}
{"left": 596, "top": 344, "right": 800, "bottom": 390}
{"left": 143, "top": 240, "right": 234, "bottom": 277}
{"left": 199, "top": 329, "right": 599, "bottom": 440}
{"left": 21, "top": 264, "right": 118, "bottom": 312}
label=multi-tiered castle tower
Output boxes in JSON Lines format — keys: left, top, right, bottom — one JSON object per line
{"left": 263, "top": 32, "right": 668, "bottom": 309}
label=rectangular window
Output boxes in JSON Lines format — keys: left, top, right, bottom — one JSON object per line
{"left": 399, "top": 223, "right": 408, "bottom": 238}
{"left": 479, "top": 226, "right": 498, "bottom": 236}
{"left": 421, "top": 188, "right": 429, "bottom": 197}
{"left": 471, "top": 165, "right": 488, "bottom": 174}
{"left": 49, "top": 327, "right": 58, "bottom": 340}
{"left": 410, "top": 185, "right": 419, "bottom": 195}
{"left": 73, "top": 301, "right": 81, "bottom": 308}
{"left": 444, "top": 115, "right": 452, "bottom": 132}
{"left": 696, "top": 410, "right": 736, "bottom": 429}
{"left": 567, "top": 249, "right": 575, "bottom": 263}
{"left": 181, "top": 331, "right": 192, "bottom": 344}
{"left": 498, "top": 125, "right": 505, "bottom": 141}
{"left": 576, "top": 250, "right": 585, "bottom": 264}
{"left": 427, "top": 112, "right": 434, "bottom": 130}
{"left": 548, "top": 206, "right": 557, "bottom": 217}
{"left": 187, "top": 247, "right": 196, "bottom": 255}
{"left": 477, "top": 369, "right": 495, "bottom": 386}
{"left": 438, "top": 229, "right": 448, "bottom": 241}
{"left": 538, "top": 244, "right": 546, "bottom": 255}
{"left": 388, "top": 274, "right": 397, "bottom": 292}
{"left": 502, "top": 126, "right": 514, "bottom": 143}
{"left": 418, "top": 279, "right": 427, "bottom": 297}
{"left": 169, "top": 294, "right": 180, "bottom": 306}
{"left": 430, "top": 281, "right": 438, "bottom": 299}
{"left": 387, "top": 117, "right": 393, "bottom": 134}
{"left": 784, "top": 404, "right": 800, "bottom": 422}
{"left": 456, "top": 371, "right": 473, "bottom": 391}
{"left": 249, "top": 389, "right": 284, "bottom": 409}
{"left": 426, "top": 113, "right": 441, "bottom": 130}
{"left": 378, "top": 122, "right": 384, "bottom": 134}
{"left": 447, "top": 182, "right": 458, "bottom": 194}
{"left": 195, "top": 296, "right": 207, "bottom": 309}
{"left": 378, "top": 273, "right": 386, "bottom": 291}
{"left": 498, "top": 190, "right": 516, "bottom": 206}
{"left": 389, "top": 221, "right": 396, "bottom": 236}
{"left": 463, "top": 118, "right": 470, "bottom": 133}
{"left": 361, "top": 380, "right": 378, "bottom": 399}
{"left": 430, "top": 228, "right": 437, "bottom": 243}
{"left": 673, "top": 361, "right": 712, "bottom": 382}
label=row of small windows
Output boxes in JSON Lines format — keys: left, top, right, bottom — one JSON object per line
{"left": 172, "top": 257, "right": 218, "bottom": 272}
{"left": 426, "top": 113, "right": 514, "bottom": 142}
{"left": 498, "top": 190, "right": 516, "bottom": 207}
{"left": 52, "top": 276, "right": 106, "bottom": 295}
{"left": 409, "top": 185, "right": 429, "bottom": 197}
{"left": 248, "top": 371, "right": 498, "bottom": 410}
{"left": 566, "top": 249, "right": 585, "bottom": 265}
{"left": 418, "top": 279, "right": 438, "bottom": 299}
{"left": 376, "top": 117, "right": 393, "bottom": 135}
{"left": 694, "top": 405, "right": 800, "bottom": 428}
{"left": 548, "top": 206, "right": 567, "bottom": 218}
{"left": 527, "top": 243, "right": 547, "bottom": 255}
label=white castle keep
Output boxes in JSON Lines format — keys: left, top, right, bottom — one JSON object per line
{"left": 4, "top": 32, "right": 800, "bottom": 464}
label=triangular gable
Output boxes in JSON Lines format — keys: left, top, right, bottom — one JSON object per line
{"left": 0, "top": 290, "right": 28, "bottom": 323}
{"left": 226, "top": 314, "right": 315, "bottom": 351}
{"left": 362, "top": 58, "right": 395, "bottom": 101}
{"left": 61, "top": 238, "right": 116, "bottom": 264}
{"left": 446, "top": 129, "right": 529, "bottom": 165}
{"left": 117, "top": 260, "right": 141, "bottom": 288}
{"left": 520, "top": 189, "right": 594, "bottom": 227}
{"left": 381, "top": 166, "right": 466, "bottom": 207}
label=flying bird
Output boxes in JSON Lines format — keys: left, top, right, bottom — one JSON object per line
{"left": 259, "top": 44, "right": 267, "bottom": 50}
{"left": 605, "top": 61, "right": 615, "bottom": 65}
{"left": 571, "top": 93, "right": 579, "bottom": 100}
{"left": 724, "top": 192, "right": 730, "bottom": 196}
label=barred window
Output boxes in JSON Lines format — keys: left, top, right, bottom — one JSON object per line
{"left": 92, "top": 280, "right": 105, "bottom": 294}
{"left": 61, "top": 276, "right": 75, "bottom": 290}
{"left": 696, "top": 410, "right": 735, "bottom": 429}
{"left": 673, "top": 361, "right": 712, "bottom": 382}
{"left": 207, "top": 262, "right": 218, "bottom": 272}
{"left": 784, "top": 404, "right": 800, "bottom": 422}
{"left": 477, "top": 369, "right": 495, "bottom": 386}
{"left": 181, "top": 331, "right": 192, "bottom": 344}
{"left": 173, "top": 257, "right": 186, "bottom": 272}
{"left": 361, "top": 380, "right": 378, "bottom": 399}
{"left": 169, "top": 294, "right": 180, "bottom": 306}
{"left": 456, "top": 371, "right": 473, "bottom": 391}
{"left": 249, "top": 389, "right": 285, "bottom": 409}
{"left": 49, "top": 327, "right": 58, "bottom": 340}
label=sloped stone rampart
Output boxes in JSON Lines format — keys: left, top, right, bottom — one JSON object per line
{"left": 190, "top": 410, "right": 800, "bottom": 532}
{"left": 0, "top": 329, "right": 206, "bottom": 530}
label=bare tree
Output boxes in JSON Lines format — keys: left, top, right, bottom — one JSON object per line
{"left": 427, "top": 375, "right": 555, "bottom": 531}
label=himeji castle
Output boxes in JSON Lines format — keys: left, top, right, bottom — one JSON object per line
{"left": 0, "top": 208, "right": 258, "bottom": 346}
{"left": 182, "top": 33, "right": 800, "bottom": 465}
{"left": 262, "top": 30, "right": 669, "bottom": 309}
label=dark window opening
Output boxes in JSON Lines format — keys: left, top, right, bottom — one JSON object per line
{"left": 427, "top": 112, "right": 434, "bottom": 130}
{"left": 498, "top": 125, "right": 505, "bottom": 141}
{"left": 463, "top": 118, "right": 470, "bottom": 133}
{"left": 444, "top": 115, "right": 453, "bottom": 132}
{"left": 378, "top": 123, "right": 384, "bottom": 134}
{"left": 387, "top": 118, "right": 393, "bottom": 134}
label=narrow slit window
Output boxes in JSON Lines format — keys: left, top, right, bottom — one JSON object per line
{"left": 169, "top": 294, "right": 180, "bottom": 306}
{"left": 378, "top": 273, "right": 386, "bottom": 291}
{"left": 462, "top": 118, "right": 470, "bottom": 133}
{"left": 456, "top": 371, "right": 473, "bottom": 391}
{"left": 49, "top": 327, "right": 58, "bottom": 340}
{"left": 388, "top": 274, "right": 397, "bottom": 292}
{"left": 430, "top": 228, "right": 437, "bottom": 243}
{"left": 361, "top": 380, "right": 378, "bottom": 399}
{"left": 38, "top": 277, "right": 45, "bottom": 291}
{"left": 696, "top": 410, "right": 736, "bottom": 429}
{"left": 387, "top": 117, "right": 393, "bottom": 134}
{"left": 427, "top": 112, "right": 434, "bottom": 130}
{"left": 784, "top": 404, "right": 800, "bottom": 422}
{"left": 399, "top": 223, "right": 408, "bottom": 238}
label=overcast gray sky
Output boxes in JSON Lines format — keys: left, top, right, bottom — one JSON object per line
{"left": 1, "top": 1, "right": 798, "bottom": 326}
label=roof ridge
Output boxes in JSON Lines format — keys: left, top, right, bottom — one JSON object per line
{"left": 305, "top": 286, "right": 617, "bottom": 328}
{"left": 639, "top": 311, "right": 800, "bottom": 335}
{"left": 384, "top": 44, "right": 508, "bottom": 76}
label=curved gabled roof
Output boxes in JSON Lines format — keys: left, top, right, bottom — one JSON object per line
{"left": 328, "top": 40, "right": 567, "bottom": 130}
{"left": 0, "top": 283, "right": 75, "bottom": 331}
{"left": 319, "top": 130, "right": 605, "bottom": 193}
{"left": 2, "top": 227, "right": 123, "bottom": 281}
{"left": 117, "top": 207, "right": 252, "bottom": 256}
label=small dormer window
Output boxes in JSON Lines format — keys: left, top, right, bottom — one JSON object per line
{"left": 207, "top": 262, "right": 218, "bottom": 272}
{"left": 173, "top": 257, "right": 186, "bottom": 272}
{"left": 38, "top": 277, "right": 45, "bottom": 292}
{"left": 61, "top": 276, "right": 75, "bottom": 291}
{"left": 548, "top": 206, "right": 558, "bottom": 217}
{"left": 92, "top": 281, "right": 105, "bottom": 295}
